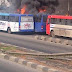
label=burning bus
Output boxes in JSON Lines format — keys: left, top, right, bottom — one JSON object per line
{"left": 1, "top": 0, "right": 71, "bottom": 34}
{"left": 34, "top": 14, "right": 48, "bottom": 33}
{"left": 0, "top": 13, "right": 34, "bottom": 34}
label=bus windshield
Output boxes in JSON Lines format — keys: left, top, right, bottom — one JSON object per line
{"left": 21, "top": 16, "right": 33, "bottom": 22}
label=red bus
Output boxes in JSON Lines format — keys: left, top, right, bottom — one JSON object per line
{"left": 46, "top": 15, "right": 72, "bottom": 37}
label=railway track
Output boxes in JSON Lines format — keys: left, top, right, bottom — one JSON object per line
{"left": 6, "top": 51, "right": 72, "bottom": 61}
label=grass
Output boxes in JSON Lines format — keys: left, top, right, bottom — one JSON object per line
{"left": 0, "top": 45, "right": 16, "bottom": 51}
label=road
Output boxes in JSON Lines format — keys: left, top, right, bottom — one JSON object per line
{"left": 0, "top": 58, "right": 39, "bottom": 72}
{"left": 0, "top": 32, "right": 72, "bottom": 54}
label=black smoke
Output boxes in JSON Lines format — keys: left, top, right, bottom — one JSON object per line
{"left": 17, "top": 0, "right": 59, "bottom": 14}
{"left": 0, "top": 0, "right": 72, "bottom": 15}
{"left": 17, "top": 0, "right": 72, "bottom": 15}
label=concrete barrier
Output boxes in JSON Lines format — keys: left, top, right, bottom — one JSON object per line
{"left": 18, "top": 59, "right": 24, "bottom": 64}
{"left": 54, "top": 38, "right": 61, "bottom": 43}
{"left": 41, "top": 36, "right": 47, "bottom": 41}
{"left": 68, "top": 40, "right": 72, "bottom": 46}
{"left": 0, "top": 53, "right": 6, "bottom": 59}
{"left": 9, "top": 56, "right": 17, "bottom": 61}
{"left": 0, "top": 53, "right": 61, "bottom": 72}
{"left": 62, "top": 40, "right": 69, "bottom": 45}
{"left": 47, "top": 37, "right": 53, "bottom": 42}
{"left": 35, "top": 35, "right": 72, "bottom": 47}
{"left": 35, "top": 35, "right": 39, "bottom": 39}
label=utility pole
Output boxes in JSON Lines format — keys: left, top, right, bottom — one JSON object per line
{"left": 68, "top": 0, "right": 70, "bottom": 15}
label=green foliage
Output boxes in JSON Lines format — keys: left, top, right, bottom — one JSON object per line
{"left": 0, "top": 45, "right": 16, "bottom": 51}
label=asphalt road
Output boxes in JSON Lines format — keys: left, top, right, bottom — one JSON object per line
{"left": 0, "top": 32, "right": 72, "bottom": 54}
{"left": 0, "top": 58, "right": 39, "bottom": 72}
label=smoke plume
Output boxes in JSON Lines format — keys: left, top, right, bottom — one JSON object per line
{"left": 0, "top": 0, "right": 72, "bottom": 15}
{"left": 18, "top": 0, "right": 59, "bottom": 14}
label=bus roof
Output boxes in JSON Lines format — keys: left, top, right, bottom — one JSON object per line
{"left": 0, "top": 13, "right": 9, "bottom": 16}
{"left": 48, "top": 15, "right": 72, "bottom": 19}
{"left": 10, "top": 14, "right": 33, "bottom": 16}
{"left": 0, "top": 13, "right": 33, "bottom": 16}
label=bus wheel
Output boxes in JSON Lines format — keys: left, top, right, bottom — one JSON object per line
{"left": 50, "top": 31, "right": 55, "bottom": 37}
{"left": 7, "top": 28, "right": 11, "bottom": 34}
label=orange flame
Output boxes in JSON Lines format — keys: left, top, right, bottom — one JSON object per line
{"left": 17, "top": 9, "right": 20, "bottom": 12}
{"left": 39, "top": 9, "right": 46, "bottom": 13}
{"left": 21, "top": 5, "right": 26, "bottom": 14}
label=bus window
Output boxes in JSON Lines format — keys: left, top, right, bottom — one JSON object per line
{"left": 55, "top": 19, "right": 59, "bottom": 24}
{"left": 51, "top": 18, "right": 56, "bottom": 24}
{"left": 43, "top": 16, "right": 47, "bottom": 22}
{"left": 34, "top": 15, "right": 42, "bottom": 22}
{"left": 0, "top": 16, "right": 2, "bottom": 20}
{"left": 34, "top": 16, "right": 38, "bottom": 22}
{"left": 9, "top": 16, "right": 15, "bottom": 22}
{"left": 38, "top": 16, "right": 41, "bottom": 22}
{"left": 70, "top": 20, "right": 72, "bottom": 25}
{"left": 15, "top": 16, "right": 19, "bottom": 22}
{"left": 67, "top": 20, "right": 71, "bottom": 25}
{"left": 58, "top": 19, "right": 62, "bottom": 25}
{"left": 21, "top": 16, "right": 33, "bottom": 22}
{"left": 67, "top": 20, "right": 72, "bottom": 25}
{"left": 61, "top": 19, "right": 65, "bottom": 25}
{"left": 5, "top": 16, "right": 9, "bottom": 21}
{"left": 9, "top": 16, "right": 19, "bottom": 22}
{"left": 2, "top": 16, "right": 5, "bottom": 20}
{"left": 65, "top": 19, "right": 68, "bottom": 25}
{"left": 59, "top": 19, "right": 62, "bottom": 22}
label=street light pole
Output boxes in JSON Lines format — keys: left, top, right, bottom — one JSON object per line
{"left": 68, "top": 0, "right": 70, "bottom": 15}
